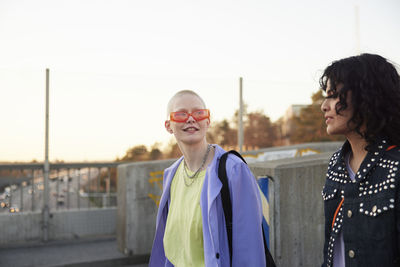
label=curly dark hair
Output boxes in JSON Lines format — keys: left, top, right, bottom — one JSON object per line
{"left": 320, "top": 53, "right": 400, "bottom": 148}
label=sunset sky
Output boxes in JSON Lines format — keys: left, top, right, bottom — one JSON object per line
{"left": 1, "top": 0, "right": 399, "bottom": 162}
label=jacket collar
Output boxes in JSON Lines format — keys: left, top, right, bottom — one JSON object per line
{"left": 333, "top": 138, "right": 391, "bottom": 182}
{"left": 203, "top": 145, "right": 225, "bottom": 213}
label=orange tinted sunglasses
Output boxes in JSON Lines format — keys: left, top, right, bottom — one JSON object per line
{"left": 170, "top": 109, "right": 210, "bottom": 122}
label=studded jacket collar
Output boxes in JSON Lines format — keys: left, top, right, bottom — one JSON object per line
{"left": 322, "top": 138, "right": 400, "bottom": 267}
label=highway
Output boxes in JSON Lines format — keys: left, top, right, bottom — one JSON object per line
{"left": 0, "top": 167, "right": 113, "bottom": 213}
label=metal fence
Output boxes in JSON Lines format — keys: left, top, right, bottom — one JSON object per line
{"left": 0, "top": 162, "right": 120, "bottom": 214}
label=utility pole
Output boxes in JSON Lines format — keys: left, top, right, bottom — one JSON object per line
{"left": 355, "top": 5, "right": 361, "bottom": 55}
{"left": 43, "top": 68, "right": 50, "bottom": 242}
{"left": 238, "top": 77, "right": 244, "bottom": 153}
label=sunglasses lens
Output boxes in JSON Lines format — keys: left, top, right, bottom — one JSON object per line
{"left": 192, "top": 110, "right": 208, "bottom": 120}
{"left": 171, "top": 112, "right": 188, "bottom": 122}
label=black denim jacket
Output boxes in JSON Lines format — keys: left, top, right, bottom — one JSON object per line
{"left": 322, "top": 139, "right": 400, "bottom": 267}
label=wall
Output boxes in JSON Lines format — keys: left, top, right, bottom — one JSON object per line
{"left": 0, "top": 208, "right": 117, "bottom": 245}
{"left": 251, "top": 152, "right": 331, "bottom": 267}
{"left": 117, "top": 159, "right": 175, "bottom": 255}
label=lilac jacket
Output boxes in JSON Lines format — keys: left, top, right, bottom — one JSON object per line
{"left": 149, "top": 145, "right": 266, "bottom": 267}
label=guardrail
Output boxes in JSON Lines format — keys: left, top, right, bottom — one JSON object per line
{"left": 0, "top": 162, "right": 120, "bottom": 214}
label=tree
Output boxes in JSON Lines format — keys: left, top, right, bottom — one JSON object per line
{"left": 165, "top": 139, "right": 181, "bottom": 159}
{"left": 149, "top": 143, "right": 163, "bottom": 160}
{"left": 121, "top": 145, "right": 149, "bottom": 161}
{"left": 209, "top": 119, "right": 237, "bottom": 147}
{"left": 244, "top": 111, "right": 276, "bottom": 148}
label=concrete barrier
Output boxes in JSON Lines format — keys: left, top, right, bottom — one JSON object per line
{"left": 242, "top": 141, "right": 341, "bottom": 161}
{"left": 251, "top": 152, "right": 332, "bottom": 267}
{"left": 0, "top": 208, "right": 117, "bottom": 245}
{"left": 117, "top": 159, "right": 175, "bottom": 255}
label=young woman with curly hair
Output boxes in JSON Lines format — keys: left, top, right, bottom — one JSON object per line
{"left": 320, "top": 53, "right": 400, "bottom": 267}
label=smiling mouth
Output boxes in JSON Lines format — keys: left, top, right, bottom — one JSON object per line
{"left": 183, "top": 127, "right": 199, "bottom": 132}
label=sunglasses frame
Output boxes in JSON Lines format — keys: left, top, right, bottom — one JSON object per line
{"left": 169, "top": 109, "right": 210, "bottom": 122}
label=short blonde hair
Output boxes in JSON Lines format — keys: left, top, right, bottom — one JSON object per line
{"left": 166, "top": 90, "right": 207, "bottom": 118}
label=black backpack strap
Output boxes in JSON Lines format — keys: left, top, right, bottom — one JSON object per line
{"left": 218, "top": 150, "right": 246, "bottom": 266}
{"left": 219, "top": 150, "right": 276, "bottom": 267}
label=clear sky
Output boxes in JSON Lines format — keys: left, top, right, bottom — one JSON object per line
{"left": 1, "top": 0, "right": 399, "bottom": 162}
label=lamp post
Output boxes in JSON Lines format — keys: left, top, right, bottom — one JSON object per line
{"left": 238, "top": 77, "right": 243, "bottom": 153}
{"left": 43, "top": 68, "right": 50, "bottom": 242}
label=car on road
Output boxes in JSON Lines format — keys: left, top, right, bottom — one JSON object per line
{"left": 36, "top": 184, "right": 44, "bottom": 190}
{"left": 57, "top": 194, "right": 65, "bottom": 205}
{"left": 9, "top": 205, "right": 19, "bottom": 213}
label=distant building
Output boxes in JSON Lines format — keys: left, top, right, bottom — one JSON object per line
{"left": 280, "top": 104, "right": 307, "bottom": 145}
{"left": 283, "top": 105, "right": 306, "bottom": 121}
